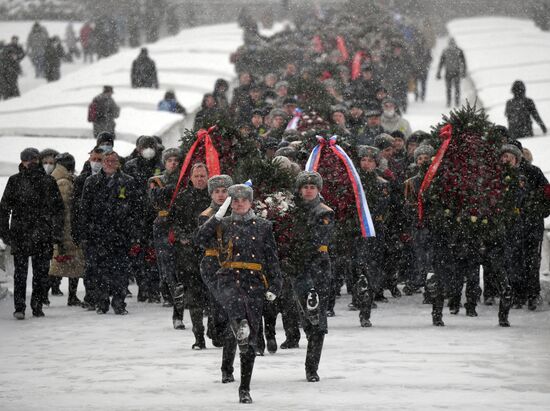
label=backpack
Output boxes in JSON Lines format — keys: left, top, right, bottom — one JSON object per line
{"left": 87, "top": 100, "right": 98, "bottom": 122}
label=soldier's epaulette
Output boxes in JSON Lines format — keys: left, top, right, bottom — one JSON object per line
{"left": 200, "top": 207, "right": 215, "bottom": 218}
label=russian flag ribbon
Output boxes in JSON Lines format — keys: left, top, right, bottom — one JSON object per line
{"left": 306, "top": 135, "right": 376, "bottom": 238}
{"left": 417, "top": 124, "right": 453, "bottom": 223}
{"left": 286, "top": 107, "right": 302, "bottom": 130}
{"left": 169, "top": 125, "right": 220, "bottom": 209}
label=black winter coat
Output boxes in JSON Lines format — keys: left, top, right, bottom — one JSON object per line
{"left": 505, "top": 96, "right": 546, "bottom": 139}
{"left": 79, "top": 169, "right": 141, "bottom": 249}
{"left": 131, "top": 54, "right": 159, "bottom": 88}
{"left": 0, "top": 164, "right": 64, "bottom": 255}
{"left": 70, "top": 168, "right": 92, "bottom": 245}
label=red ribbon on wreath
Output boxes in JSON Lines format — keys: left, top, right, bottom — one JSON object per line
{"left": 336, "top": 35, "right": 349, "bottom": 62}
{"left": 418, "top": 124, "right": 453, "bottom": 223}
{"left": 351, "top": 51, "right": 364, "bottom": 81}
{"left": 169, "top": 125, "right": 220, "bottom": 209}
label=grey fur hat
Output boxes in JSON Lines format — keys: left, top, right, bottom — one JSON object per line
{"left": 296, "top": 171, "right": 323, "bottom": 190}
{"left": 413, "top": 144, "right": 435, "bottom": 162}
{"left": 357, "top": 145, "right": 380, "bottom": 164}
{"left": 161, "top": 148, "right": 181, "bottom": 164}
{"left": 374, "top": 133, "right": 394, "bottom": 150}
{"left": 208, "top": 175, "right": 233, "bottom": 195}
{"left": 500, "top": 144, "right": 523, "bottom": 162}
{"left": 228, "top": 184, "right": 253, "bottom": 201}
{"left": 275, "top": 80, "right": 289, "bottom": 90}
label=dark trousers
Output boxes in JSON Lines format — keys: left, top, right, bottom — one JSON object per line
{"left": 445, "top": 75, "right": 460, "bottom": 106}
{"left": 95, "top": 246, "right": 129, "bottom": 312}
{"left": 415, "top": 73, "right": 428, "bottom": 101}
{"left": 83, "top": 244, "right": 99, "bottom": 306}
{"left": 524, "top": 234, "right": 543, "bottom": 299}
{"left": 354, "top": 237, "right": 384, "bottom": 322}
{"left": 13, "top": 251, "right": 51, "bottom": 313}
{"left": 257, "top": 277, "right": 302, "bottom": 350}
{"left": 130, "top": 249, "right": 160, "bottom": 300}
{"left": 154, "top": 225, "right": 183, "bottom": 320}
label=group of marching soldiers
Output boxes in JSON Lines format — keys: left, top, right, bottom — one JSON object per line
{"left": 147, "top": 148, "right": 334, "bottom": 403}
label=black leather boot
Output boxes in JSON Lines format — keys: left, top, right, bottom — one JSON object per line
{"left": 305, "top": 332, "right": 324, "bottom": 382}
{"left": 239, "top": 350, "right": 255, "bottom": 403}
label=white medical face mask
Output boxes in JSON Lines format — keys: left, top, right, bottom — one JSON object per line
{"left": 141, "top": 148, "right": 156, "bottom": 160}
{"left": 99, "top": 144, "right": 113, "bottom": 153}
{"left": 43, "top": 164, "right": 55, "bottom": 174}
{"left": 90, "top": 161, "right": 102, "bottom": 174}
{"left": 384, "top": 109, "right": 395, "bottom": 117}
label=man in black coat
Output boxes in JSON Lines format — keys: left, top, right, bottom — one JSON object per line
{"left": 123, "top": 136, "right": 164, "bottom": 303}
{"left": 512, "top": 140, "right": 550, "bottom": 310}
{"left": 90, "top": 86, "right": 120, "bottom": 138}
{"left": 131, "top": 48, "right": 159, "bottom": 88}
{"left": 172, "top": 163, "right": 212, "bottom": 349}
{"left": 505, "top": 81, "right": 547, "bottom": 139}
{"left": 0, "top": 148, "right": 64, "bottom": 319}
{"left": 79, "top": 151, "right": 141, "bottom": 315}
{"left": 71, "top": 147, "right": 105, "bottom": 310}
{"left": 436, "top": 38, "right": 466, "bottom": 107}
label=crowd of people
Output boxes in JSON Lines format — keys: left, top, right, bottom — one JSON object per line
{"left": 1, "top": 3, "right": 549, "bottom": 405}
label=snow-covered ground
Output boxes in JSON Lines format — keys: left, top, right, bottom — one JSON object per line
{"left": 448, "top": 18, "right": 550, "bottom": 153}
{"left": 1, "top": 18, "right": 550, "bottom": 411}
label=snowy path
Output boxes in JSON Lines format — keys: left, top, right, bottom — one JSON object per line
{"left": 0, "top": 280, "right": 549, "bottom": 411}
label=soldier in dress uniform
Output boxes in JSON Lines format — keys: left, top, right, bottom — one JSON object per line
{"left": 287, "top": 171, "right": 335, "bottom": 382}
{"left": 148, "top": 148, "right": 184, "bottom": 329}
{"left": 355, "top": 146, "right": 391, "bottom": 327}
{"left": 196, "top": 175, "right": 235, "bottom": 383}
{"left": 196, "top": 183, "right": 282, "bottom": 404}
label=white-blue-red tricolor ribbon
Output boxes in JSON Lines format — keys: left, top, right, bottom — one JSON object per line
{"left": 286, "top": 107, "right": 302, "bottom": 130}
{"left": 305, "top": 135, "right": 376, "bottom": 238}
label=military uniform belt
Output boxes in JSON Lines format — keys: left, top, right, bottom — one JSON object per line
{"left": 204, "top": 248, "right": 219, "bottom": 257}
{"left": 158, "top": 210, "right": 169, "bottom": 217}
{"left": 222, "top": 261, "right": 263, "bottom": 271}
{"left": 318, "top": 245, "right": 328, "bottom": 252}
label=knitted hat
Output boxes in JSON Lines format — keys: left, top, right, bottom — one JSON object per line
{"left": 500, "top": 144, "right": 522, "bottom": 162}
{"left": 296, "top": 171, "right": 323, "bottom": 190}
{"left": 413, "top": 144, "right": 435, "bottom": 162}
{"left": 208, "top": 175, "right": 233, "bottom": 195}
{"left": 228, "top": 184, "right": 253, "bottom": 201}
{"left": 161, "top": 148, "right": 181, "bottom": 164}
{"left": 20, "top": 147, "right": 40, "bottom": 162}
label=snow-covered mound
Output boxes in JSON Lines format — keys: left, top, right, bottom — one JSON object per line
{"left": 0, "top": 23, "right": 243, "bottom": 145}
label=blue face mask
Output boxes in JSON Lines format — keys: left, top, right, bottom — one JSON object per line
{"left": 99, "top": 144, "right": 113, "bottom": 153}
